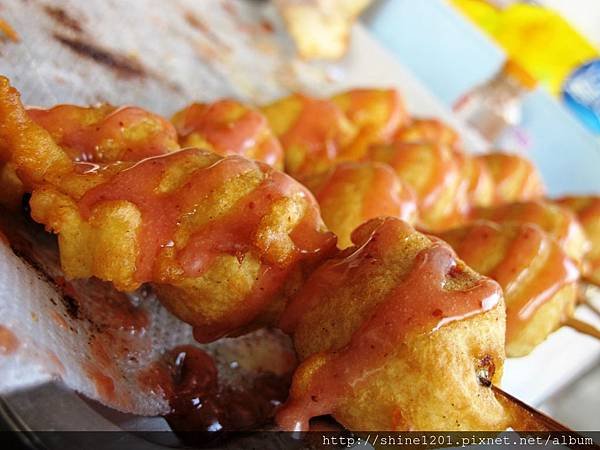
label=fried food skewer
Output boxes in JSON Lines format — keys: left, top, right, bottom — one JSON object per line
{"left": 565, "top": 317, "right": 600, "bottom": 340}
{"left": 278, "top": 217, "right": 511, "bottom": 431}
{"left": 435, "top": 221, "right": 580, "bottom": 357}
{"left": 0, "top": 76, "right": 337, "bottom": 342}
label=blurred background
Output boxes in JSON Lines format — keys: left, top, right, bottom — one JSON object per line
{"left": 364, "top": 0, "right": 600, "bottom": 196}
{"left": 363, "top": 0, "right": 600, "bottom": 429}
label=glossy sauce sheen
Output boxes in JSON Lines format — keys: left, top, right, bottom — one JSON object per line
{"left": 77, "top": 149, "right": 335, "bottom": 340}
{"left": 373, "top": 142, "right": 461, "bottom": 215}
{"left": 448, "top": 223, "right": 579, "bottom": 339}
{"left": 277, "top": 219, "right": 501, "bottom": 430}
{"left": 139, "top": 345, "right": 291, "bottom": 433}
{"left": 343, "top": 89, "right": 406, "bottom": 141}
{"left": 280, "top": 96, "right": 350, "bottom": 173}
{"left": 314, "top": 162, "right": 416, "bottom": 224}
{"left": 28, "top": 105, "right": 178, "bottom": 162}
{"left": 174, "top": 101, "right": 282, "bottom": 167}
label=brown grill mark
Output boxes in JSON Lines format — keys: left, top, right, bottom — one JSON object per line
{"left": 44, "top": 5, "right": 83, "bottom": 33}
{"left": 53, "top": 33, "right": 147, "bottom": 78}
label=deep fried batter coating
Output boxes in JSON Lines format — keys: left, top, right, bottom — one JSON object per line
{"left": 261, "top": 93, "right": 357, "bottom": 178}
{"left": 28, "top": 104, "right": 180, "bottom": 162}
{"left": 303, "top": 161, "right": 417, "bottom": 248}
{"left": 436, "top": 221, "right": 579, "bottom": 357}
{"left": 471, "top": 200, "right": 589, "bottom": 265}
{"left": 367, "top": 142, "right": 466, "bottom": 230}
{"left": 477, "top": 152, "right": 545, "bottom": 205}
{"left": 278, "top": 217, "right": 509, "bottom": 431}
{"left": 331, "top": 88, "right": 409, "bottom": 160}
{"left": 455, "top": 151, "right": 496, "bottom": 211}
{"left": 171, "top": 100, "right": 284, "bottom": 169}
{"left": 393, "top": 118, "right": 461, "bottom": 150}
{"left": 0, "top": 77, "right": 337, "bottom": 342}
{"left": 1, "top": 99, "right": 179, "bottom": 208}
{"left": 555, "top": 196, "right": 600, "bottom": 286}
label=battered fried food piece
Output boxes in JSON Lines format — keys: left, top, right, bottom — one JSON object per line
{"left": 471, "top": 200, "right": 589, "bottom": 265}
{"left": 477, "top": 152, "right": 545, "bottom": 205}
{"left": 261, "top": 93, "right": 356, "bottom": 178}
{"left": 171, "top": 100, "right": 284, "bottom": 169}
{"left": 275, "top": 0, "right": 373, "bottom": 59}
{"left": 555, "top": 196, "right": 600, "bottom": 285}
{"left": 0, "top": 77, "right": 337, "bottom": 342}
{"left": 303, "top": 161, "right": 417, "bottom": 247}
{"left": 455, "top": 151, "right": 496, "bottom": 210}
{"left": 436, "top": 221, "right": 579, "bottom": 357}
{"left": 393, "top": 118, "right": 461, "bottom": 150}
{"left": 331, "top": 88, "right": 409, "bottom": 160}
{"left": 0, "top": 102, "right": 179, "bottom": 209}
{"left": 278, "top": 217, "right": 510, "bottom": 431}
{"left": 367, "top": 142, "right": 466, "bottom": 230}
{"left": 28, "top": 104, "right": 180, "bottom": 162}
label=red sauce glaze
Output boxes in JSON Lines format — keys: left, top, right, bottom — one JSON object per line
{"left": 28, "top": 104, "right": 178, "bottom": 162}
{"left": 447, "top": 222, "right": 579, "bottom": 340}
{"left": 370, "top": 142, "right": 461, "bottom": 217}
{"left": 277, "top": 218, "right": 501, "bottom": 430}
{"left": 342, "top": 89, "right": 408, "bottom": 143}
{"left": 77, "top": 149, "right": 335, "bottom": 339}
{"left": 173, "top": 100, "right": 283, "bottom": 167}
{"left": 280, "top": 95, "right": 352, "bottom": 176}
{"left": 477, "top": 153, "right": 545, "bottom": 204}
{"left": 471, "top": 200, "right": 583, "bottom": 256}
{"left": 393, "top": 118, "right": 461, "bottom": 149}
{"left": 139, "top": 345, "right": 292, "bottom": 433}
{"left": 0, "top": 325, "right": 19, "bottom": 355}
{"left": 313, "top": 162, "right": 416, "bottom": 225}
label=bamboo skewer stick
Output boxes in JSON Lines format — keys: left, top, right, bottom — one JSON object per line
{"left": 492, "top": 385, "right": 571, "bottom": 432}
{"left": 565, "top": 317, "right": 600, "bottom": 340}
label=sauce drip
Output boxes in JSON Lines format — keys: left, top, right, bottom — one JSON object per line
{"left": 277, "top": 219, "right": 501, "bottom": 430}
{"left": 0, "top": 325, "right": 19, "bottom": 355}
{"left": 448, "top": 222, "right": 579, "bottom": 339}
{"left": 139, "top": 345, "right": 292, "bottom": 436}
{"left": 78, "top": 149, "right": 334, "bottom": 283}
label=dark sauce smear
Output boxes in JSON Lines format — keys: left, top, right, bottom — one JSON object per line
{"left": 140, "top": 345, "right": 292, "bottom": 446}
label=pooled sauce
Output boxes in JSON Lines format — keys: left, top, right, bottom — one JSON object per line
{"left": 175, "top": 101, "right": 282, "bottom": 167}
{"left": 139, "top": 345, "right": 291, "bottom": 436}
{"left": 28, "top": 105, "right": 178, "bottom": 162}
{"left": 277, "top": 218, "right": 501, "bottom": 430}
{"left": 0, "top": 325, "right": 19, "bottom": 355}
{"left": 449, "top": 222, "right": 579, "bottom": 340}
{"left": 78, "top": 149, "right": 335, "bottom": 338}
